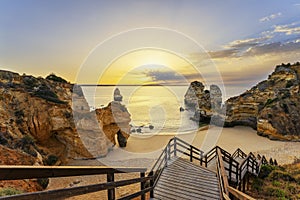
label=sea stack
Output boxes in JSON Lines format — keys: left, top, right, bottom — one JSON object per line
{"left": 113, "top": 88, "right": 123, "bottom": 101}
{"left": 184, "top": 81, "right": 222, "bottom": 124}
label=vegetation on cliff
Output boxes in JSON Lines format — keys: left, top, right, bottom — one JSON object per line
{"left": 248, "top": 160, "right": 300, "bottom": 199}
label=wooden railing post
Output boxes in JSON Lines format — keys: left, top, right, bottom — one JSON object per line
{"left": 140, "top": 172, "right": 145, "bottom": 200}
{"left": 167, "top": 142, "right": 171, "bottom": 160}
{"left": 190, "top": 145, "right": 193, "bottom": 162}
{"left": 107, "top": 173, "right": 115, "bottom": 200}
{"left": 164, "top": 148, "right": 168, "bottom": 167}
{"left": 174, "top": 137, "right": 177, "bottom": 157}
{"left": 228, "top": 157, "right": 232, "bottom": 183}
{"left": 149, "top": 171, "right": 154, "bottom": 198}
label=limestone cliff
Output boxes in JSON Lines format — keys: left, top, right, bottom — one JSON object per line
{"left": 185, "top": 62, "right": 300, "bottom": 141}
{"left": 224, "top": 63, "right": 300, "bottom": 141}
{"left": 0, "top": 71, "right": 132, "bottom": 166}
{"left": 0, "top": 71, "right": 94, "bottom": 164}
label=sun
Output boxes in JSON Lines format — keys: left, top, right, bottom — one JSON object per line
{"left": 98, "top": 48, "right": 198, "bottom": 85}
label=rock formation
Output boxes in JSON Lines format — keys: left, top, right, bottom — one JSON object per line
{"left": 113, "top": 88, "right": 123, "bottom": 101}
{"left": 0, "top": 71, "right": 132, "bottom": 166}
{"left": 95, "top": 101, "right": 131, "bottom": 147}
{"left": 185, "top": 63, "right": 300, "bottom": 141}
{"left": 184, "top": 81, "right": 222, "bottom": 123}
{"left": 223, "top": 63, "right": 300, "bottom": 141}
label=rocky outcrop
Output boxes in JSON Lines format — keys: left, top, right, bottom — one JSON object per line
{"left": 0, "top": 70, "right": 94, "bottom": 163}
{"left": 185, "top": 63, "right": 300, "bottom": 141}
{"left": 184, "top": 81, "right": 222, "bottom": 123}
{"left": 95, "top": 101, "right": 131, "bottom": 147}
{"left": 113, "top": 88, "right": 123, "bottom": 101}
{"left": 224, "top": 62, "right": 300, "bottom": 141}
{"left": 0, "top": 70, "right": 132, "bottom": 165}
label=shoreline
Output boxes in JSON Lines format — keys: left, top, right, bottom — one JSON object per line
{"left": 98, "top": 125, "right": 300, "bottom": 167}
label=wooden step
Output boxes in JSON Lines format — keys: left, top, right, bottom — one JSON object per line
{"left": 154, "top": 157, "right": 221, "bottom": 200}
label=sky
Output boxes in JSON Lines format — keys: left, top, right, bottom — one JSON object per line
{"left": 1, "top": 0, "right": 300, "bottom": 97}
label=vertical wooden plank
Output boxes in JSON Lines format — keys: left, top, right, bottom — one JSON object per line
{"left": 107, "top": 173, "right": 115, "bottom": 200}
{"left": 174, "top": 137, "right": 177, "bottom": 157}
{"left": 167, "top": 143, "right": 171, "bottom": 160}
{"left": 164, "top": 148, "right": 168, "bottom": 167}
{"left": 149, "top": 171, "right": 154, "bottom": 198}
{"left": 190, "top": 145, "right": 193, "bottom": 162}
{"left": 228, "top": 157, "right": 232, "bottom": 183}
{"left": 140, "top": 172, "right": 145, "bottom": 200}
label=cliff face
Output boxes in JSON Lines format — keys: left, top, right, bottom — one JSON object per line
{"left": 225, "top": 63, "right": 300, "bottom": 140}
{"left": 0, "top": 71, "right": 132, "bottom": 165}
{"left": 185, "top": 63, "right": 300, "bottom": 141}
{"left": 0, "top": 71, "right": 93, "bottom": 164}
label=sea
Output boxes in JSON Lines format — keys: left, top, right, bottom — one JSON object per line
{"left": 81, "top": 85, "right": 199, "bottom": 135}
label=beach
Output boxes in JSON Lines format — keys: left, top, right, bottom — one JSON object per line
{"left": 48, "top": 125, "right": 299, "bottom": 199}
{"left": 103, "top": 125, "right": 300, "bottom": 166}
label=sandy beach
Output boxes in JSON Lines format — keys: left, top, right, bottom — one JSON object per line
{"left": 98, "top": 125, "right": 300, "bottom": 167}
{"left": 48, "top": 126, "right": 300, "bottom": 199}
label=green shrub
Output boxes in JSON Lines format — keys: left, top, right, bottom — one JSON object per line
{"left": 34, "top": 87, "right": 66, "bottom": 104}
{"left": 286, "top": 80, "right": 294, "bottom": 88}
{"left": 45, "top": 155, "right": 58, "bottom": 166}
{"left": 23, "top": 76, "right": 38, "bottom": 89}
{"left": 264, "top": 98, "right": 278, "bottom": 107}
{"left": 0, "top": 134, "right": 8, "bottom": 145}
{"left": 259, "top": 164, "right": 275, "bottom": 178}
{"left": 37, "top": 178, "right": 49, "bottom": 189}
{"left": 46, "top": 73, "right": 67, "bottom": 83}
{"left": 266, "top": 187, "right": 286, "bottom": 198}
{"left": 251, "top": 177, "right": 263, "bottom": 192}
{"left": 0, "top": 188, "right": 23, "bottom": 196}
{"left": 272, "top": 180, "right": 281, "bottom": 187}
{"left": 269, "top": 170, "right": 295, "bottom": 182}
{"left": 20, "top": 135, "right": 35, "bottom": 147}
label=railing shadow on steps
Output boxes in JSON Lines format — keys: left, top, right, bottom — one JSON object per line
{"left": 147, "top": 136, "right": 204, "bottom": 198}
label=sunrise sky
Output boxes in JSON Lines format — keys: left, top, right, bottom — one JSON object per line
{"left": 1, "top": 0, "right": 300, "bottom": 95}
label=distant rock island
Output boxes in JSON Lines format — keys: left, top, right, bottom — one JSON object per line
{"left": 185, "top": 62, "right": 300, "bottom": 141}
{"left": 0, "top": 71, "right": 131, "bottom": 167}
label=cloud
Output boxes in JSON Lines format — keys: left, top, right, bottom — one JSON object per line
{"left": 225, "top": 36, "right": 272, "bottom": 49}
{"left": 208, "top": 49, "right": 238, "bottom": 59}
{"left": 144, "top": 70, "right": 206, "bottom": 85}
{"left": 259, "top": 12, "right": 282, "bottom": 22}
{"left": 245, "top": 40, "right": 300, "bottom": 56}
{"left": 274, "top": 23, "right": 300, "bottom": 35}
{"left": 144, "top": 70, "right": 185, "bottom": 83}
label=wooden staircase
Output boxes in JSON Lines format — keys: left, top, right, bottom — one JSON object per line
{"left": 154, "top": 157, "right": 221, "bottom": 200}
{"left": 149, "top": 137, "right": 273, "bottom": 200}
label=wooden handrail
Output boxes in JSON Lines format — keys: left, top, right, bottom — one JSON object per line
{"left": 0, "top": 165, "right": 146, "bottom": 180}
{"left": 0, "top": 176, "right": 152, "bottom": 200}
{"left": 228, "top": 186, "right": 256, "bottom": 200}
{"left": 216, "top": 148, "right": 229, "bottom": 196}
